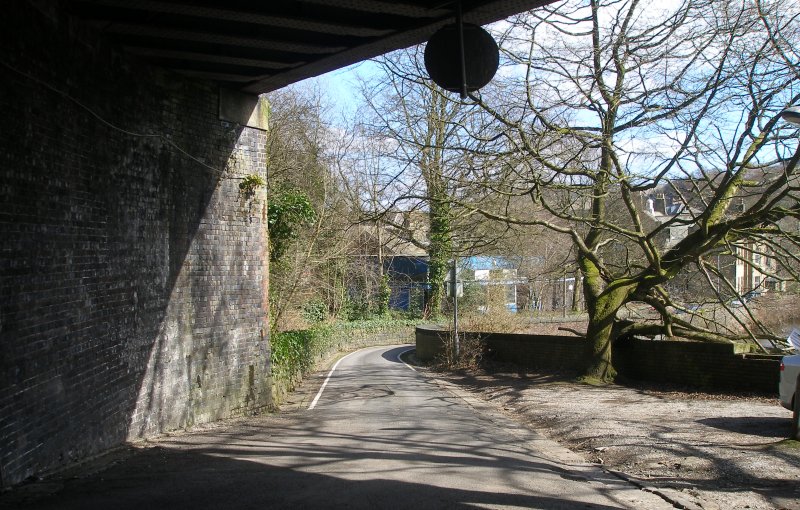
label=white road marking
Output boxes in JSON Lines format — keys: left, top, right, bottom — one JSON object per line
{"left": 397, "top": 348, "right": 417, "bottom": 372}
{"left": 308, "top": 350, "right": 358, "bottom": 410}
{"left": 308, "top": 346, "right": 416, "bottom": 410}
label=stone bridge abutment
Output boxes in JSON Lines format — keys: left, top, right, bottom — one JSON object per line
{"left": 1, "top": 3, "right": 271, "bottom": 486}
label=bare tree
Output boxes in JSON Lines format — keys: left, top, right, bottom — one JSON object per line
{"left": 335, "top": 123, "right": 401, "bottom": 316}
{"left": 450, "top": 0, "right": 800, "bottom": 380}
{"left": 358, "top": 48, "right": 520, "bottom": 316}
{"left": 265, "top": 85, "right": 358, "bottom": 329}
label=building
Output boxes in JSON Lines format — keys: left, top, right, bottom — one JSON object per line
{"left": 642, "top": 171, "right": 792, "bottom": 298}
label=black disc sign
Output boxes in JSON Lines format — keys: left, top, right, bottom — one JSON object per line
{"left": 424, "top": 23, "right": 499, "bottom": 94}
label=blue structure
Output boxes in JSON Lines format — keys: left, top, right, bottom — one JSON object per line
{"left": 384, "top": 257, "right": 429, "bottom": 312}
{"left": 383, "top": 255, "right": 529, "bottom": 312}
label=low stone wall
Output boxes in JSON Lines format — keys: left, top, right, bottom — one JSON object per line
{"left": 416, "top": 327, "right": 589, "bottom": 370}
{"left": 614, "top": 338, "right": 779, "bottom": 393}
{"left": 483, "top": 332, "right": 589, "bottom": 371}
{"left": 416, "top": 326, "right": 450, "bottom": 361}
{"left": 416, "top": 326, "right": 781, "bottom": 394}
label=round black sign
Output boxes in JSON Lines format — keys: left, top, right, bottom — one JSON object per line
{"left": 424, "top": 23, "right": 499, "bottom": 94}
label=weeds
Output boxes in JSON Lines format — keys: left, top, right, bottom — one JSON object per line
{"left": 434, "top": 330, "right": 486, "bottom": 370}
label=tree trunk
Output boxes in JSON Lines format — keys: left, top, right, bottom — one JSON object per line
{"left": 425, "top": 187, "right": 452, "bottom": 317}
{"left": 584, "top": 305, "right": 618, "bottom": 382}
{"left": 581, "top": 259, "right": 634, "bottom": 382}
{"left": 426, "top": 244, "right": 449, "bottom": 317}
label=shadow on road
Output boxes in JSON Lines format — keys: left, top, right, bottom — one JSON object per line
{"left": 380, "top": 345, "right": 413, "bottom": 365}
{"left": 1, "top": 345, "right": 672, "bottom": 510}
{"left": 3, "top": 418, "right": 625, "bottom": 510}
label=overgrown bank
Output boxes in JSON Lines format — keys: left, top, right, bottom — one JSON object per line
{"left": 270, "top": 319, "right": 420, "bottom": 404}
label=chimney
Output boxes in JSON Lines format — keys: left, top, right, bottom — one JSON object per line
{"left": 654, "top": 194, "right": 666, "bottom": 215}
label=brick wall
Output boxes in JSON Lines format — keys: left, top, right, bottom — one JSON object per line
{"left": 0, "top": 3, "right": 270, "bottom": 486}
{"left": 416, "top": 327, "right": 780, "bottom": 394}
{"left": 614, "top": 338, "right": 779, "bottom": 393}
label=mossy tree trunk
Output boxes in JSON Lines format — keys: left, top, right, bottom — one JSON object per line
{"left": 580, "top": 257, "right": 636, "bottom": 382}
{"left": 426, "top": 199, "right": 452, "bottom": 317}
{"left": 447, "top": 0, "right": 800, "bottom": 379}
{"left": 421, "top": 88, "right": 455, "bottom": 318}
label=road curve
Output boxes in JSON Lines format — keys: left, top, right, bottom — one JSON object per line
{"left": 291, "top": 345, "right": 674, "bottom": 509}
{"left": 7, "top": 345, "right": 675, "bottom": 509}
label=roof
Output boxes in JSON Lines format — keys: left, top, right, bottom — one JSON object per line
{"left": 63, "top": 0, "right": 554, "bottom": 94}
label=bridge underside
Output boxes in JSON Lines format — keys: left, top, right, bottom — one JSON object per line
{"left": 0, "top": 0, "right": 551, "bottom": 487}
{"left": 61, "top": 0, "right": 550, "bottom": 94}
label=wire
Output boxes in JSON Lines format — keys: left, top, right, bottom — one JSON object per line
{"left": 0, "top": 59, "right": 225, "bottom": 173}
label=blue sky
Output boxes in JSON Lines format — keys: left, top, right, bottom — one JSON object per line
{"left": 299, "top": 59, "right": 383, "bottom": 122}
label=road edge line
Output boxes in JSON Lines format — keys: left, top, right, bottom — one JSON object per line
{"left": 308, "top": 350, "right": 357, "bottom": 410}
{"left": 397, "top": 347, "right": 417, "bottom": 372}
{"left": 309, "top": 344, "right": 416, "bottom": 410}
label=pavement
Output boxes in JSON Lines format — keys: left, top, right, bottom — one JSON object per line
{"left": 2, "top": 345, "right": 679, "bottom": 509}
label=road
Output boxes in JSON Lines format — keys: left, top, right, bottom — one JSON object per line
{"left": 6, "top": 345, "right": 675, "bottom": 509}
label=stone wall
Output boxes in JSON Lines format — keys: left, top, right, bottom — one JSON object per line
{"left": 416, "top": 327, "right": 587, "bottom": 370}
{"left": 416, "top": 326, "right": 452, "bottom": 362}
{"left": 416, "top": 327, "right": 780, "bottom": 394}
{"left": 613, "top": 338, "right": 779, "bottom": 393}
{"left": 0, "top": 3, "right": 270, "bottom": 486}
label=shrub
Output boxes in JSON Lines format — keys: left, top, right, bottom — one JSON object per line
{"left": 301, "top": 299, "right": 328, "bottom": 324}
{"left": 269, "top": 318, "right": 423, "bottom": 405}
{"left": 433, "top": 330, "right": 486, "bottom": 370}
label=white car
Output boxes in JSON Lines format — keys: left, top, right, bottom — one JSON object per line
{"left": 779, "top": 354, "right": 800, "bottom": 410}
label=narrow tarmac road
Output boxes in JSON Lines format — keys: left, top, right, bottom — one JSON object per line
{"left": 5, "top": 345, "right": 676, "bottom": 509}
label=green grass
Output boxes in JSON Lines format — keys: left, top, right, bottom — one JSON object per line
{"left": 772, "top": 438, "right": 800, "bottom": 450}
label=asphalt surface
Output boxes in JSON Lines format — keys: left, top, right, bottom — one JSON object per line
{"left": 4, "top": 345, "right": 677, "bottom": 509}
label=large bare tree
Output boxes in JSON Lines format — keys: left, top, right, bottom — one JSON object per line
{"left": 453, "top": 0, "right": 800, "bottom": 380}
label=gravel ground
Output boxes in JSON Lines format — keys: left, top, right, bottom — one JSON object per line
{"left": 419, "top": 361, "right": 800, "bottom": 510}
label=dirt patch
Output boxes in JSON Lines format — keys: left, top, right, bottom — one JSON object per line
{"left": 421, "top": 361, "right": 800, "bottom": 510}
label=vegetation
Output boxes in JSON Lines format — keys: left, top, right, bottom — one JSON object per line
{"left": 456, "top": 0, "right": 800, "bottom": 380}
{"left": 263, "top": 0, "right": 800, "bottom": 385}
{"left": 267, "top": 185, "right": 316, "bottom": 263}
{"left": 359, "top": 58, "right": 457, "bottom": 317}
{"left": 270, "top": 318, "right": 422, "bottom": 402}
{"left": 265, "top": 86, "right": 361, "bottom": 330}
{"left": 342, "top": 0, "right": 800, "bottom": 382}
{"left": 359, "top": 51, "right": 521, "bottom": 318}
{"left": 238, "top": 174, "right": 265, "bottom": 199}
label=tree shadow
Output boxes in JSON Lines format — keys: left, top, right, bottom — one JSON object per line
{"left": 2, "top": 413, "right": 635, "bottom": 510}
{"left": 425, "top": 364, "right": 800, "bottom": 509}
{"left": 380, "top": 345, "right": 414, "bottom": 365}
{"left": 697, "top": 416, "right": 791, "bottom": 438}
